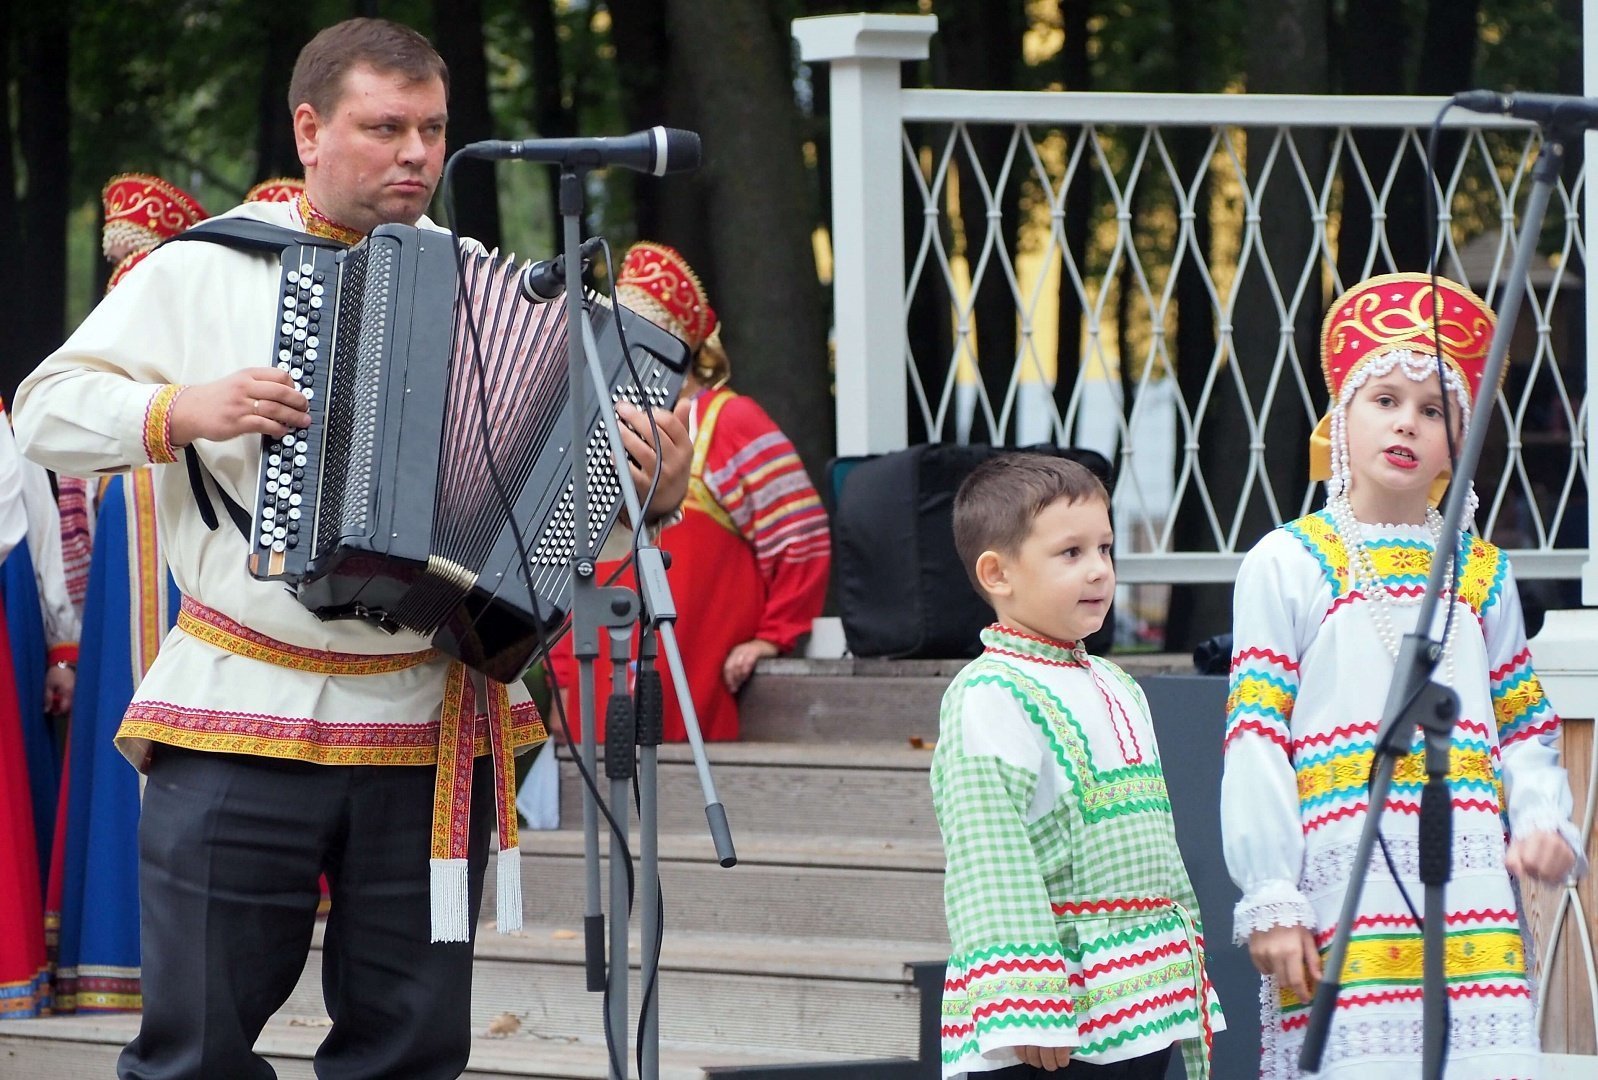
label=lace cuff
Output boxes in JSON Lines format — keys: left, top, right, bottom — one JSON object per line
{"left": 1233, "top": 880, "right": 1316, "bottom": 944}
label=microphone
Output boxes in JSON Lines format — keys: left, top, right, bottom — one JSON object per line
{"left": 1453, "top": 90, "right": 1598, "bottom": 128}
{"left": 521, "top": 236, "right": 606, "bottom": 303}
{"left": 462, "top": 126, "right": 701, "bottom": 176}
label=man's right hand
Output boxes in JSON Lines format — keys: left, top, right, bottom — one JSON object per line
{"left": 1248, "top": 924, "right": 1323, "bottom": 1001}
{"left": 168, "top": 368, "right": 311, "bottom": 447}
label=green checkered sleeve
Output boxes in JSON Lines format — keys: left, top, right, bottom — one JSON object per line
{"left": 933, "top": 678, "right": 1076, "bottom": 1057}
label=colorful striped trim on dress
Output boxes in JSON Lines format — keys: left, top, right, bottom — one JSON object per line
{"left": 1284, "top": 511, "right": 1505, "bottom": 622}
{"left": 142, "top": 384, "right": 184, "bottom": 465}
{"left": 129, "top": 468, "right": 168, "bottom": 680}
{"left": 686, "top": 390, "right": 740, "bottom": 535}
{"left": 53, "top": 965, "right": 141, "bottom": 1013}
{"left": 0, "top": 969, "right": 49, "bottom": 1019}
{"left": 1491, "top": 647, "right": 1559, "bottom": 748}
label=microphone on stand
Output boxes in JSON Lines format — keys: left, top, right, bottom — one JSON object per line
{"left": 1453, "top": 90, "right": 1598, "bottom": 127}
{"left": 462, "top": 126, "right": 702, "bottom": 176}
{"left": 521, "top": 236, "right": 606, "bottom": 303}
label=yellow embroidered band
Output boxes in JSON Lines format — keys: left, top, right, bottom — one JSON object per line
{"left": 143, "top": 383, "right": 185, "bottom": 465}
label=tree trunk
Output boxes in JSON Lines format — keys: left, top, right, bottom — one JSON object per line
{"left": 1166, "top": 0, "right": 1329, "bottom": 652}
{"left": 433, "top": 0, "right": 501, "bottom": 248}
{"left": 935, "top": 0, "right": 1026, "bottom": 443}
{"left": 1052, "top": 0, "right": 1095, "bottom": 427}
{"left": 525, "top": 0, "right": 576, "bottom": 229}
{"left": 11, "top": 6, "right": 71, "bottom": 405}
{"left": 253, "top": 3, "right": 308, "bottom": 183}
{"left": 1333, "top": 0, "right": 1414, "bottom": 283}
{"left": 608, "top": 0, "right": 708, "bottom": 254}
{"left": 662, "top": 0, "right": 833, "bottom": 479}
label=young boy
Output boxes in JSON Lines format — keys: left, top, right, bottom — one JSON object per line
{"left": 1222, "top": 274, "right": 1583, "bottom": 1078}
{"left": 934, "top": 453, "right": 1224, "bottom": 1078}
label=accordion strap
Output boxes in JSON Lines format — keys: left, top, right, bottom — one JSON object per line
{"left": 165, "top": 217, "right": 346, "bottom": 539}
{"left": 167, "top": 217, "right": 345, "bottom": 254}
{"left": 185, "top": 446, "right": 253, "bottom": 539}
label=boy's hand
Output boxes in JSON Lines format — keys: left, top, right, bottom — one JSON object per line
{"left": 1016, "top": 1044, "right": 1072, "bottom": 1071}
{"left": 1248, "top": 925, "right": 1322, "bottom": 1001}
{"left": 1506, "top": 830, "right": 1576, "bottom": 884}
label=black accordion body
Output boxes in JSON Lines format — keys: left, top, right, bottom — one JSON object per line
{"left": 248, "top": 224, "right": 689, "bottom": 681}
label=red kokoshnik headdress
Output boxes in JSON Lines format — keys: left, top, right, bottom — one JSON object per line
{"left": 1310, "top": 272, "right": 1500, "bottom": 505}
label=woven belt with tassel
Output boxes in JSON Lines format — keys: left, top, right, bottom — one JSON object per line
{"left": 175, "top": 596, "right": 528, "bottom": 942}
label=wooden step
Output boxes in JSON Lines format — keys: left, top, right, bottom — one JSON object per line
{"left": 553, "top": 742, "right": 939, "bottom": 841}
{"left": 0, "top": 1012, "right": 876, "bottom": 1079}
{"left": 280, "top": 925, "right": 942, "bottom": 1060}
{"left": 730, "top": 654, "right": 1190, "bottom": 743}
{"left": 492, "top": 831, "right": 948, "bottom": 941}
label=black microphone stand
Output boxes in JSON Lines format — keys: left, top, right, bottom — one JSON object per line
{"left": 1298, "top": 122, "right": 1572, "bottom": 1077}
{"left": 554, "top": 166, "right": 738, "bottom": 1080}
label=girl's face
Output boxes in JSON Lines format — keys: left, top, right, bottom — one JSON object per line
{"left": 1343, "top": 368, "right": 1462, "bottom": 523}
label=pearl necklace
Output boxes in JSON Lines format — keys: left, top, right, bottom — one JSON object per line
{"left": 1327, "top": 495, "right": 1456, "bottom": 686}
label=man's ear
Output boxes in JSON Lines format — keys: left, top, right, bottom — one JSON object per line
{"left": 974, "top": 549, "right": 1010, "bottom": 598}
{"left": 293, "top": 103, "right": 322, "bottom": 168}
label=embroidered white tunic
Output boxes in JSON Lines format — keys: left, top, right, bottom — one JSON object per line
{"left": 934, "top": 625, "right": 1225, "bottom": 1078}
{"left": 13, "top": 200, "right": 543, "bottom": 770}
{"left": 1222, "top": 511, "right": 1581, "bottom": 1079}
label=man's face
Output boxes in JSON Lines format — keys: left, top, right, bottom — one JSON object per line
{"left": 294, "top": 64, "right": 447, "bottom": 234}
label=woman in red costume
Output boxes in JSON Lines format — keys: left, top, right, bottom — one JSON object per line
{"left": 549, "top": 242, "right": 830, "bottom": 742}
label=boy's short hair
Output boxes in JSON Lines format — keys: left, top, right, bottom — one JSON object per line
{"left": 953, "top": 453, "right": 1111, "bottom": 593}
{"left": 289, "top": 18, "right": 449, "bottom": 118}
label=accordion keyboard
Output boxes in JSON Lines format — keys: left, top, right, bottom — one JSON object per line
{"left": 249, "top": 243, "right": 341, "bottom": 580}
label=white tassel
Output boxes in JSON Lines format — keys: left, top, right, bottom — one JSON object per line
{"left": 496, "top": 847, "right": 523, "bottom": 934}
{"left": 429, "top": 857, "right": 471, "bottom": 943}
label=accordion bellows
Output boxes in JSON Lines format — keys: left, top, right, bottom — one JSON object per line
{"left": 249, "top": 224, "right": 690, "bottom": 681}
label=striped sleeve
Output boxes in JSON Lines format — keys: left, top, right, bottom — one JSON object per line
{"left": 1221, "top": 532, "right": 1316, "bottom": 941}
{"left": 1483, "top": 559, "right": 1582, "bottom": 861}
{"left": 700, "top": 395, "right": 829, "bottom": 652}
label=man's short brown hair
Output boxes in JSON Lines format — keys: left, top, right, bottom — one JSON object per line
{"left": 952, "top": 453, "right": 1111, "bottom": 593}
{"left": 289, "top": 18, "right": 449, "bottom": 118}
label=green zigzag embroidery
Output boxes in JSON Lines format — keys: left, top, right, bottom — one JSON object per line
{"left": 943, "top": 1006, "right": 1208, "bottom": 1063}
{"left": 966, "top": 663, "right": 1170, "bottom": 822}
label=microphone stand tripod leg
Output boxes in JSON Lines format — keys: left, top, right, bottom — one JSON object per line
{"left": 637, "top": 630, "right": 664, "bottom": 1080}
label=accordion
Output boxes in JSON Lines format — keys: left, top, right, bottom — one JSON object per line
{"left": 248, "top": 224, "right": 690, "bottom": 682}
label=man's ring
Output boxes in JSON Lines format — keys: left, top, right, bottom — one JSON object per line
{"left": 250, "top": 398, "right": 259, "bottom": 413}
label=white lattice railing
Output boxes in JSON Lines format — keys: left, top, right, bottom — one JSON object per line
{"left": 793, "top": 13, "right": 1595, "bottom": 594}
{"left": 793, "top": 11, "right": 1598, "bottom": 1060}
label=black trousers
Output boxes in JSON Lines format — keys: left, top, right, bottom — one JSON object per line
{"left": 988, "top": 1042, "right": 1174, "bottom": 1078}
{"left": 118, "top": 746, "right": 494, "bottom": 1080}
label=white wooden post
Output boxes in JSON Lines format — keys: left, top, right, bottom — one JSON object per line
{"left": 792, "top": 13, "right": 937, "bottom": 456}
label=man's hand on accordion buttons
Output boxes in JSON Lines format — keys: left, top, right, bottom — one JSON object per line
{"left": 618, "top": 398, "right": 692, "bottom": 523}
{"left": 169, "top": 368, "right": 311, "bottom": 447}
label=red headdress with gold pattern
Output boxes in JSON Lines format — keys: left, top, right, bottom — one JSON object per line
{"left": 102, "top": 173, "right": 207, "bottom": 262}
{"left": 614, "top": 242, "right": 728, "bottom": 384}
{"left": 244, "top": 176, "right": 305, "bottom": 204}
{"left": 102, "top": 173, "right": 209, "bottom": 292}
{"left": 1310, "top": 272, "right": 1498, "bottom": 503}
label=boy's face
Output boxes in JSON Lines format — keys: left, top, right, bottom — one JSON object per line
{"left": 1344, "top": 368, "right": 1460, "bottom": 515}
{"left": 978, "top": 496, "right": 1115, "bottom": 645}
